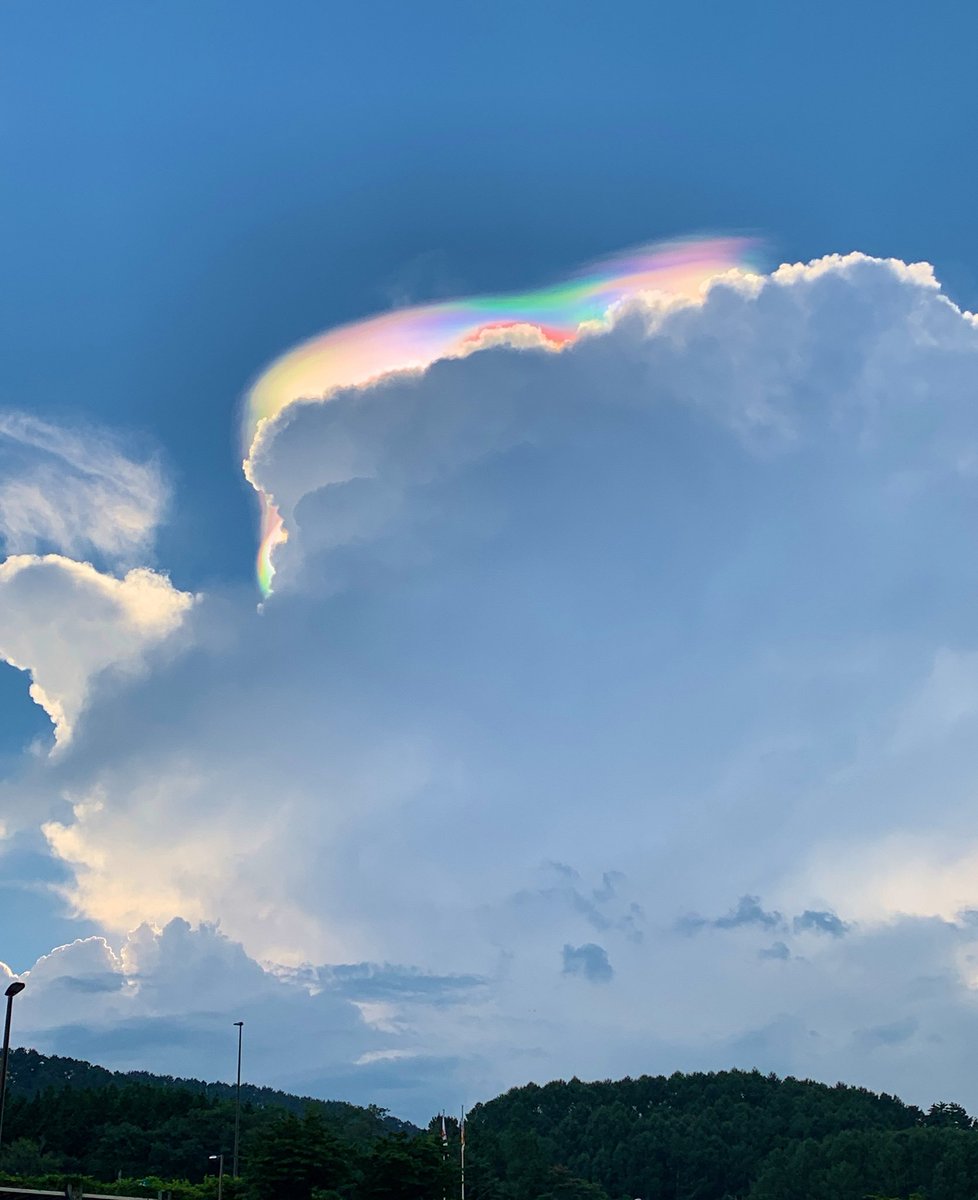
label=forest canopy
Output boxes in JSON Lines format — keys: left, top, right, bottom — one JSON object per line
{"left": 3, "top": 1052, "right": 978, "bottom": 1200}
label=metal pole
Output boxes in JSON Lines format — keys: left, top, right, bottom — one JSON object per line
{"left": 0, "top": 982, "right": 25, "bottom": 1159}
{"left": 441, "top": 1113, "right": 447, "bottom": 1200}
{"left": 233, "top": 1021, "right": 244, "bottom": 1177}
{"left": 210, "top": 1154, "right": 224, "bottom": 1200}
{"left": 460, "top": 1108, "right": 465, "bottom": 1200}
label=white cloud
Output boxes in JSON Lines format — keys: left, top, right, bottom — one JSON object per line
{"left": 9, "top": 891, "right": 978, "bottom": 1124}
{"left": 0, "top": 555, "right": 194, "bottom": 745}
{"left": 6, "top": 252, "right": 978, "bottom": 1116}
{"left": 0, "top": 412, "right": 167, "bottom": 566}
{"left": 4, "top": 921, "right": 483, "bottom": 1119}
{"left": 41, "top": 763, "right": 333, "bottom": 959}
{"left": 796, "top": 835, "right": 978, "bottom": 926}
{"left": 28, "top": 252, "right": 978, "bottom": 939}
{"left": 246, "top": 252, "right": 978, "bottom": 595}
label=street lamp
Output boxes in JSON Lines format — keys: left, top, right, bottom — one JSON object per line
{"left": 232, "top": 1021, "right": 244, "bottom": 1178}
{"left": 209, "top": 1153, "right": 224, "bottom": 1200}
{"left": 0, "top": 981, "right": 26, "bottom": 1160}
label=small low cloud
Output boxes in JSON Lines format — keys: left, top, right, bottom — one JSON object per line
{"left": 680, "top": 895, "right": 785, "bottom": 935}
{"left": 562, "top": 942, "right": 613, "bottom": 983}
{"left": 854, "top": 1016, "right": 919, "bottom": 1049}
{"left": 285, "top": 961, "right": 487, "bottom": 1002}
{"left": 518, "top": 865, "right": 645, "bottom": 944}
{"left": 682, "top": 899, "right": 852, "bottom": 942}
{"left": 716, "top": 896, "right": 784, "bottom": 930}
{"left": 794, "top": 909, "right": 851, "bottom": 937}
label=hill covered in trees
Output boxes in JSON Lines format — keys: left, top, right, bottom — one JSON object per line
{"left": 462, "top": 1070, "right": 978, "bottom": 1200}
{"left": 0, "top": 1047, "right": 423, "bottom": 1197}
{"left": 6, "top": 1047, "right": 415, "bottom": 1139}
{"left": 5, "top": 1057, "right": 978, "bottom": 1199}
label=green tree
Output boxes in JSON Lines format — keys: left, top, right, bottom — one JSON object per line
{"left": 89, "top": 1121, "right": 150, "bottom": 1180}
{"left": 0, "top": 1137, "right": 63, "bottom": 1175}
{"left": 360, "top": 1132, "right": 449, "bottom": 1200}
{"left": 926, "top": 1102, "right": 973, "bottom": 1129}
{"left": 536, "top": 1165, "right": 610, "bottom": 1200}
{"left": 245, "top": 1108, "right": 354, "bottom": 1200}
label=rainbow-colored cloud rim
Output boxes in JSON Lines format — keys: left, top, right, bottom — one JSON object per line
{"left": 242, "top": 236, "right": 758, "bottom": 596}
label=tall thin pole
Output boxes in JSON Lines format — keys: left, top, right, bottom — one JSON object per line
{"left": 210, "top": 1153, "right": 224, "bottom": 1200}
{"left": 233, "top": 1021, "right": 244, "bottom": 1178}
{"left": 0, "top": 982, "right": 25, "bottom": 1159}
{"left": 460, "top": 1108, "right": 465, "bottom": 1200}
{"left": 440, "top": 1112, "right": 447, "bottom": 1200}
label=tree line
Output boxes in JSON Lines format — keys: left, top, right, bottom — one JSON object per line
{"left": 1, "top": 1048, "right": 436, "bottom": 1199}
{"left": 6, "top": 1048, "right": 413, "bottom": 1136}
{"left": 5, "top": 1054, "right": 978, "bottom": 1199}
{"left": 1, "top": 1085, "right": 447, "bottom": 1200}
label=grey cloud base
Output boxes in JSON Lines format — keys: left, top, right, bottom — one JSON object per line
{"left": 4, "top": 253, "right": 978, "bottom": 1119}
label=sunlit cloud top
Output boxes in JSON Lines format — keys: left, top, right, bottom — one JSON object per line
{"left": 241, "top": 237, "right": 758, "bottom": 595}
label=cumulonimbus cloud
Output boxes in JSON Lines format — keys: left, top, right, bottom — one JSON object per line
{"left": 30, "top": 250, "right": 978, "bottom": 947}
{"left": 5, "top": 249, "right": 978, "bottom": 1117}
{"left": 241, "top": 237, "right": 756, "bottom": 595}
{"left": 248, "top": 252, "right": 977, "bottom": 596}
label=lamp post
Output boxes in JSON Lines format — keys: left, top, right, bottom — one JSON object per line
{"left": 209, "top": 1153, "right": 224, "bottom": 1200}
{"left": 0, "top": 981, "right": 26, "bottom": 1160}
{"left": 232, "top": 1021, "right": 244, "bottom": 1177}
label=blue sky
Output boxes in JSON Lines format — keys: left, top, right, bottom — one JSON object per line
{"left": 2, "top": 1, "right": 978, "bottom": 1122}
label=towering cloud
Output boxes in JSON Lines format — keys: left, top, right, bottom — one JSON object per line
{"left": 241, "top": 238, "right": 754, "bottom": 594}
{"left": 4, "top": 250, "right": 978, "bottom": 1119}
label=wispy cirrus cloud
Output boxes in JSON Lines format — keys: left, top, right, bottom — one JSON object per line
{"left": 0, "top": 412, "right": 167, "bottom": 567}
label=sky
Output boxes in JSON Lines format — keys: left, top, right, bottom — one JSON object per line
{"left": 2, "top": 0, "right": 978, "bottom": 1124}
